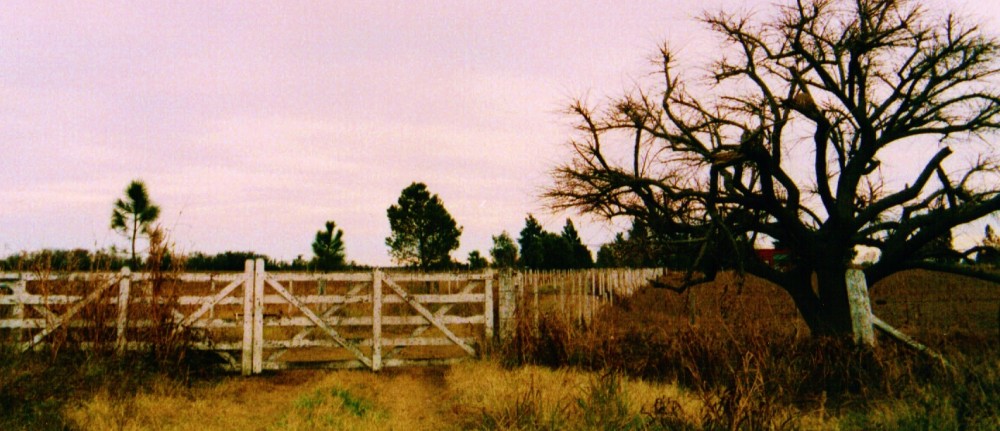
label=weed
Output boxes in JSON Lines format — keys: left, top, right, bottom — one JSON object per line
{"left": 0, "top": 227, "right": 217, "bottom": 430}
{"left": 499, "top": 269, "right": 1000, "bottom": 429}
{"left": 696, "top": 352, "right": 798, "bottom": 431}
{"left": 576, "top": 372, "right": 647, "bottom": 431}
{"left": 332, "top": 388, "right": 375, "bottom": 417}
{"left": 645, "top": 396, "right": 699, "bottom": 431}
{"left": 473, "top": 374, "right": 569, "bottom": 431}
{"left": 281, "top": 386, "right": 382, "bottom": 429}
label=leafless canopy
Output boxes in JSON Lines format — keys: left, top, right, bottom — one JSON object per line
{"left": 548, "top": 0, "right": 1000, "bottom": 301}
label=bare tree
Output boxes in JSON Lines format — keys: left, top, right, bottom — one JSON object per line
{"left": 547, "top": 0, "right": 1000, "bottom": 336}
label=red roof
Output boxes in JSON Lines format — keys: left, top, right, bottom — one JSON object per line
{"left": 755, "top": 248, "right": 789, "bottom": 267}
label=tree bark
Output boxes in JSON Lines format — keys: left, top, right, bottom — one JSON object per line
{"left": 782, "top": 269, "right": 855, "bottom": 337}
{"left": 131, "top": 219, "right": 138, "bottom": 270}
{"left": 814, "top": 269, "right": 854, "bottom": 336}
{"left": 784, "top": 281, "right": 827, "bottom": 335}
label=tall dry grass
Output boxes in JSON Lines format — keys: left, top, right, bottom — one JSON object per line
{"left": 0, "top": 227, "right": 216, "bottom": 430}
{"left": 5, "top": 261, "right": 998, "bottom": 429}
{"left": 63, "top": 360, "right": 794, "bottom": 431}
{"left": 498, "top": 269, "right": 1000, "bottom": 429}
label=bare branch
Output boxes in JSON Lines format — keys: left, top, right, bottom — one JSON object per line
{"left": 547, "top": 0, "right": 1000, "bottom": 336}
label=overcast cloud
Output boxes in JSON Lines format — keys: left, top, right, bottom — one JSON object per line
{"left": 2, "top": 0, "right": 998, "bottom": 265}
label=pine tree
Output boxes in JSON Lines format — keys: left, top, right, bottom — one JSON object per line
{"left": 490, "top": 231, "right": 519, "bottom": 268}
{"left": 111, "top": 180, "right": 160, "bottom": 269}
{"left": 312, "top": 220, "right": 347, "bottom": 271}
{"left": 560, "top": 219, "right": 593, "bottom": 268}
{"left": 518, "top": 215, "right": 546, "bottom": 269}
{"left": 386, "top": 183, "right": 462, "bottom": 270}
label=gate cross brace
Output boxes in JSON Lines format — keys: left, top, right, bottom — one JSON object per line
{"left": 266, "top": 283, "right": 367, "bottom": 364}
{"left": 177, "top": 277, "right": 244, "bottom": 329}
{"left": 265, "top": 276, "right": 373, "bottom": 369}
{"left": 382, "top": 280, "right": 479, "bottom": 361}
{"left": 381, "top": 276, "right": 476, "bottom": 356}
{"left": 20, "top": 274, "right": 123, "bottom": 352}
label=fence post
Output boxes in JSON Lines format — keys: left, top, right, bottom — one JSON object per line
{"left": 241, "top": 259, "right": 254, "bottom": 376}
{"left": 116, "top": 267, "right": 131, "bottom": 354}
{"left": 372, "top": 269, "right": 383, "bottom": 371}
{"left": 483, "top": 270, "right": 494, "bottom": 340}
{"left": 209, "top": 276, "right": 216, "bottom": 319}
{"left": 686, "top": 289, "right": 698, "bottom": 326}
{"left": 846, "top": 269, "right": 876, "bottom": 347}
{"left": 498, "top": 270, "right": 516, "bottom": 340}
{"left": 252, "top": 258, "right": 265, "bottom": 374}
{"left": 532, "top": 272, "right": 539, "bottom": 334}
{"left": 13, "top": 279, "right": 27, "bottom": 343}
{"left": 559, "top": 278, "right": 565, "bottom": 317}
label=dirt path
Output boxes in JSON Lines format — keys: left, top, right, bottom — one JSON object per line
{"left": 67, "top": 366, "right": 462, "bottom": 430}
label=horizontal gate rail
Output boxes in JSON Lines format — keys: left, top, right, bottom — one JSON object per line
{"left": 379, "top": 275, "right": 476, "bottom": 356}
{"left": 263, "top": 271, "right": 373, "bottom": 370}
{"left": 2, "top": 262, "right": 663, "bottom": 374}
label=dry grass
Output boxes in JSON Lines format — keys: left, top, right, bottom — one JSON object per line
{"left": 66, "top": 370, "right": 392, "bottom": 430}
{"left": 446, "top": 361, "right": 704, "bottom": 430}
{"left": 60, "top": 363, "right": 641, "bottom": 430}
{"left": 499, "top": 269, "right": 1000, "bottom": 430}
{"left": 62, "top": 360, "right": 841, "bottom": 430}
{"left": 6, "top": 267, "right": 999, "bottom": 429}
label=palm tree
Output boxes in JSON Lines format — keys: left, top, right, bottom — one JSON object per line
{"left": 111, "top": 180, "right": 160, "bottom": 268}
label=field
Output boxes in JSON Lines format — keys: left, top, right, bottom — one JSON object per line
{"left": 2, "top": 269, "right": 998, "bottom": 430}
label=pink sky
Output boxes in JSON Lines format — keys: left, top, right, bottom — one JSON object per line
{"left": 2, "top": 1, "right": 998, "bottom": 266}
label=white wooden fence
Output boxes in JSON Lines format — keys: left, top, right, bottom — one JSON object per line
{"left": 0, "top": 260, "right": 498, "bottom": 374}
{"left": 845, "top": 268, "right": 951, "bottom": 366}
{"left": 0, "top": 262, "right": 660, "bottom": 374}
{"left": 9, "top": 264, "right": 941, "bottom": 368}
{"left": 496, "top": 268, "right": 664, "bottom": 338}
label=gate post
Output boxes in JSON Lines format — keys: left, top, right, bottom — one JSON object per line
{"left": 253, "top": 258, "right": 265, "bottom": 374}
{"left": 846, "top": 269, "right": 876, "bottom": 346}
{"left": 115, "top": 267, "right": 131, "bottom": 354}
{"left": 372, "top": 269, "right": 383, "bottom": 371}
{"left": 498, "top": 270, "right": 517, "bottom": 340}
{"left": 12, "top": 279, "right": 27, "bottom": 344}
{"left": 241, "top": 260, "right": 254, "bottom": 376}
{"left": 484, "top": 270, "right": 494, "bottom": 340}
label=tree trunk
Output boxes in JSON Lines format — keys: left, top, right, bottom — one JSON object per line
{"left": 131, "top": 220, "right": 138, "bottom": 270}
{"left": 785, "top": 282, "right": 827, "bottom": 334}
{"left": 814, "top": 269, "right": 855, "bottom": 336}
{"left": 783, "top": 269, "right": 856, "bottom": 337}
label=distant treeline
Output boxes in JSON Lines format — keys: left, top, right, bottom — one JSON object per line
{"left": 0, "top": 248, "right": 127, "bottom": 272}
{"left": 0, "top": 249, "right": 371, "bottom": 272}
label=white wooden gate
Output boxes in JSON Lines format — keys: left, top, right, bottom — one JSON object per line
{"left": 0, "top": 267, "right": 254, "bottom": 368}
{"left": 0, "top": 260, "right": 494, "bottom": 375}
{"left": 242, "top": 259, "right": 494, "bottom": 374}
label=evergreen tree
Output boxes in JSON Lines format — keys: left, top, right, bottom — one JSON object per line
{"left": 111, "top": 179, "right": 160, "bottom": 268}
{"left": 467, "top": 250, "right": 488, "bottom": 270}
{"left": 560, "top": 219, "right": 593, "bottom": 268}
{"left": 489, "top": 231, "right": 519, "bottom": 268}
{"left": 540, "top": 231, "right": 573, "bottom": 269}
{"left": 596, "top": 233, "right": 627, "bottom": 268}
{"left": 595, "top": 220, "right": 665, "bottom": 268}
{"left": 386, "top": 182, "right": 462, "bottom": 270}
{"left": 312, "top": 220, "right": 347, "bottom": 271}
{"left": 518, "top": 215, "right": 546, "bottom": 269}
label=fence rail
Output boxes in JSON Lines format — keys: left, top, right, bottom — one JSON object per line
{"left": 497, "top": 268, "right": 664, "bottom": 337}
{"left": 1, "top": 263, "right": 661, "bottom": 374}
